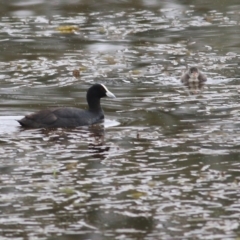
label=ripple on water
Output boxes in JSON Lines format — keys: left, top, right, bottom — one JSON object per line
{"left": 1, "top": 1, "right": 240, "bottom": 239}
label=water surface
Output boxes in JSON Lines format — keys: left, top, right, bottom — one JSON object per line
{"left": 1, "top": 1, "right": 240, "bottom": 239}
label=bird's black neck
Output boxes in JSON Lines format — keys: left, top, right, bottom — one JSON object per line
{"left": 87, "top": 97, "right": 103, "bottom": 112}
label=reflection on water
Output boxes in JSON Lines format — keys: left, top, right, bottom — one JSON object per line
{"left": 1, "top": 0, "right": 240, "bottom": 239}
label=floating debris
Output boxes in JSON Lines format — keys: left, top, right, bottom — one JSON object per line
{"left": 56, "top": 25, "right": 79, "bottom": 33}
{"left": 73, "top": 69, "right": 80, "bottom": 78}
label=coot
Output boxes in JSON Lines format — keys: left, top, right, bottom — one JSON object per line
{"left": 181, "top": 67, "right": 207, "bottom": 84}
{"left": 181, "top": 67, "right": 207, "bottom": 93}
{"left": 18, "top": 83, "right": 116, "bottom": 128}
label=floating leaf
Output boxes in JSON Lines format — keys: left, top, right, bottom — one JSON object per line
{"left": 53, "top": 170, "right": 58, "bottom": 178}
{"left": 129, "top": 190, "right": 147, "bottom": 199}
{"left": 104, "top": 56, "right": 117, "bottom": 65}
{"left": 56, "top": 25, "right": 79, "bottom": 33}
{"left": 66, "top": 162, "right": 78, "bottom": 170}
{"left": 79, "top": 66, "right": 87, "bottom": 71}
{"left": 130, "top": 69, "right": 141, "bottom": 75}
{"left": 73, "top": 69, "right": 80, "bottom": 78}
{"left": 59, "top": 187, "right": 75, "bottom": 195}
{"left": 98, "top": 27, "right": 106, "bottom": 34}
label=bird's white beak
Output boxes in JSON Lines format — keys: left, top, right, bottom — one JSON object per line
{"left": 101, "top": 84, "right": 116, "bottom": 98}
{"left": 106, "top": 90, "right": 116, "bottom": 98}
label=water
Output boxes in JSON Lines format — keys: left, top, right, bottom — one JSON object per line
{"left": 1, "top": 0, "right": 240, "bottom": 239}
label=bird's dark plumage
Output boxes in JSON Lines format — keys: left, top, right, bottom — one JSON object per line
{"left": 181, "top": 67, "right": 207, "bottom": 84}
{"left": 18, "top": 83, "right": 115, "bottom": 129}
{"left": 181, "top": 67, "right": 207, "bottom": 93}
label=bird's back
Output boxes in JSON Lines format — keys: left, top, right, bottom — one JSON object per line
{"left": 18, "top": 107, "right": 104, "bottom": 128}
